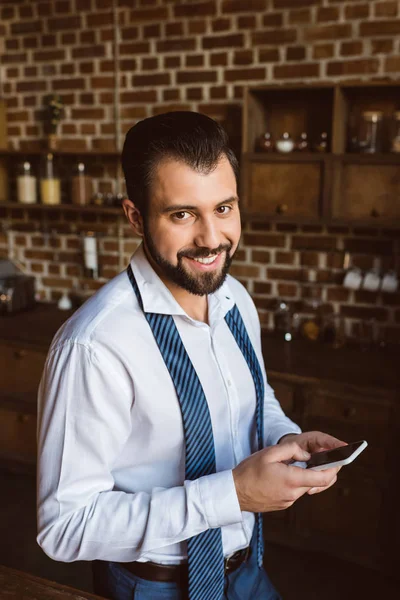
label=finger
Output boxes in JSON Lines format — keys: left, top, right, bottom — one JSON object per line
{"left": 309, "top": 432, "right": 348, "bottom": 452}
{"left": 263, "top": 442, "right": 311, "bottom": 464}
{"left": 308, "top": 474, "right": 338, "bottom": 495}
{"left": 288, "top": 465, "right": 339, "bottom": 488}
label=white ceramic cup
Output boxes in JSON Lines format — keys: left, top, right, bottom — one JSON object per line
{"left": 362, "top": 269, "right": 381, "bottom": 291}
{"left": 343, "top": 268, "right": 363, "bottom": 290}
{"left": 381, "top": 271, "right": 399, "bottom": 293}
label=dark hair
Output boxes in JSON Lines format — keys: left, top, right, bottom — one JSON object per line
{"left": 121, "top": 111, "right": 239, "bottom": 216}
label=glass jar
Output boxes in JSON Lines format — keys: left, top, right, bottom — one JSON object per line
{"left": 71, "top": 162, "right": 93, "bottom": 205}
{"left": 40, "top": 153, "right": 61, "bottom": 205}
{"left": 17, "top": 161, "right": 37, "bottom": 204}
{"left": 358, "top": 111, "right": 383, "bottom": 153}
{"left": 391, "top": 111, "right": 400, "bottom": 153}
{"left": 314, "top": 132, "right": 328, "bottom": 153}
{"left": 275, "top": 132, "right": 294, "bottom": 153}
{"left": 256, "top": 132, "right": 274, "bottom": 152}
{"left": 296, "top": 132, "right": 308, "bottom": 152}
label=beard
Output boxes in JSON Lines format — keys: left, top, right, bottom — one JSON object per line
{"left": 143, "top": 225, "right": 234, "bottom": 296}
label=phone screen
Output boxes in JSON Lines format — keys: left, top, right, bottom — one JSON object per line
{"left": 305, "top": 441, "right": 365, "bottom": 469}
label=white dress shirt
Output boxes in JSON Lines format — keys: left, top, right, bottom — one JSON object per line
{"left": 36, "top": 243, "right": 300, "bottom": 564}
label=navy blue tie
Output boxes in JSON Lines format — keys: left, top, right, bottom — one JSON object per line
{"left": 127, "top": 265, "right": 264, "bottom": 599}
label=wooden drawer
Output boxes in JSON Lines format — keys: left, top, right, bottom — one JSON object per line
{"left": 0, "top": 406, "right": 37, "bottom": 464}
{"left": 0, "top": 343, "right": 46, "bottom": 395}
{"left": 245, "top": 160, "right": 322, "bottom": 218}
{"left": 304, "top": 386, "right": 391, "bottom": 431}
{"left": 296, "top": 477, "right": 383, "bottom": 551}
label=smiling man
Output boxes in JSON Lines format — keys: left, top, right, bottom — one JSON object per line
{"left": 37, "top": 112, "right": 344, "bottom": 600}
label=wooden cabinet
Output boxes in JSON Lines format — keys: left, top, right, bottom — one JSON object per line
{"left": 0, "top": 341, "right": 46, "bottom": 472}
{"left": 265, "top": 372, "right": 398, "bottom": 576}
{"left": 242, "top": 81, "right": 400, "bottom": 225}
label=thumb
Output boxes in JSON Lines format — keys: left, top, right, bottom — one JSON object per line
{"left": 263, "top": 442, "right": 311, "bottom": 464}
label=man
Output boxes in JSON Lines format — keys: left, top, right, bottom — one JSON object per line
{"left": 37, "top": 112, "right": 344, "bottom": 600}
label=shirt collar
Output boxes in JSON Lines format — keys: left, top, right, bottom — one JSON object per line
{"left": 129, "top": 243, "right": 235, "bottom": 323}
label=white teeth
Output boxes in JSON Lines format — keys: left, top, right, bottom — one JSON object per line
{"left": 193, "top": 255, "right": 218, "bottom": 264}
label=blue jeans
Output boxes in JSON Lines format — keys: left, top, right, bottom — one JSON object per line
{"left": 95, "top": 533, "right": 281, "bottom": 600}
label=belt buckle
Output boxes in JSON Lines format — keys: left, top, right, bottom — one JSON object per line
{"left": 224, "top": 546, "right": 250, "bottom": 575}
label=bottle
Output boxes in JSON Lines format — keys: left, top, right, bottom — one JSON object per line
{"left": 391, "top": 111, "right": 400, "bottom": 153}
{"left": 40, "top": 153, "right": 61, "bottom": 205}
{"left": 71, "top": 162, "right": 93, "bottom": 205}
{"left": 358, "top": 111, "right": 383, "bottom": 153}
{"left": 314, "top": 132, "right": 328, "bottom": 153}
{"left": 275, "top": 132, "right": 295, "bottom": 153}
{"left": 17, "top": 161, "right": 37, "bottom": 204}
{"left": 274, "top": 300, "right": 292, "bottom": 341}
{"left": 296, "top": 132, "right": 309, "bottom": 152}
{"left": 256, "top": 132, "right": 274, "bottom": 152}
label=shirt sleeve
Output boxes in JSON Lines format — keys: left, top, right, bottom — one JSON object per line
{"left": 36, "top": 341, "right": 242, "bottom": 563}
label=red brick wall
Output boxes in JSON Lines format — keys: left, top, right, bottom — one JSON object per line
{"left": 1, "top": 0, "right": 399, "bottom": 342}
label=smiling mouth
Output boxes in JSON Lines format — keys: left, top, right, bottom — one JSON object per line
{"left": 191, "top": 254, "right": 220, "bottom": 265}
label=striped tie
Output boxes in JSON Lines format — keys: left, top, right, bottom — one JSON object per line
{"left": 127, "top": 266, "right": 264, "bottom": 599}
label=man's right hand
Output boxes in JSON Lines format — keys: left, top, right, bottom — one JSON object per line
{"left": 232, "top": 442, "right": 339, "bottom": 513}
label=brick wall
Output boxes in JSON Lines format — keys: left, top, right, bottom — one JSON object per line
{"left": 1, "top": 0, "right": 400, "bottom": 342}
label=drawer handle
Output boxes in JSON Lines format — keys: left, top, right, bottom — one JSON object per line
{"left": 276, "top": 203, "right": 288, "bottom": 215}
{"left": 17, "top": 414, "right": 30, "bottom": 424}
{"left": 370, "top": 208, "right": 380, "bottom": 218}
{"left": 343, "top": 406, "right": 356, "bottom": 418}
{"left": 14, "top": 349, "right": 27, "bottom": 359}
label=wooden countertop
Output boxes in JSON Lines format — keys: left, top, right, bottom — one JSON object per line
{"left": 0, "top": 564, "right": 104, "bottom": 600}
{"left": 0, "top": 302, "right": 398, "bottom": 390}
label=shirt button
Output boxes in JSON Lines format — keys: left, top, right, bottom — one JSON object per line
{"left": 227, "top": 379, "right": 232, "bottom": 387}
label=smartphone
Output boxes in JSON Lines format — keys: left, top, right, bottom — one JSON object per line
{"left": 305, "top": 440, "right": 368, "bottom": 471}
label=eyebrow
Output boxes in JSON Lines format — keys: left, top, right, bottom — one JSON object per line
{"left": 160, "top": 196, "right": 239, "bottom": 215}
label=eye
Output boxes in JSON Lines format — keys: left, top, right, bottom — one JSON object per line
{"left": 216, "top": 205, "right": 232, "bottom": 215}
{"left": 171, "top": 211, "right": 191, "bottom": 221}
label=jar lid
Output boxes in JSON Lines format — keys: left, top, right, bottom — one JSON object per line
{"left": 362, "top": 111, "right": 383, "bottom": 121}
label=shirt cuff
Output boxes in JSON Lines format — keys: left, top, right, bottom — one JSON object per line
{"left": 267, "top": 424, "right": 302, "bottom": 447}
{"left": 197, "top": 470, "right": 243, "bottom": 529}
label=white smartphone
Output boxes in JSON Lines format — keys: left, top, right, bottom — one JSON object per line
{"left": 305, "top": 440, "right": 368, "bottom": 471}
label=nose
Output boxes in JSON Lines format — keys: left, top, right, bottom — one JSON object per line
{"left": 193, "top": 216, "right": 221, "bottom": 251}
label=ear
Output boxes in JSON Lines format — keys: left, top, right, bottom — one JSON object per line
{"left": 122, "top": 199, "right": 144, "bottom": 237}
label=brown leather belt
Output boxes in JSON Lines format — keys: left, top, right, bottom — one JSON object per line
{"left": 120, "top": 546, "right": 251, "bottom": 584}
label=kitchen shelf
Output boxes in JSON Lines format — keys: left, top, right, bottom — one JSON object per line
{"left": 0, "top": 149, "right": 120, "bottom": 158}
{"left": 0, "top": 202, "right": 122, "bottom": 215}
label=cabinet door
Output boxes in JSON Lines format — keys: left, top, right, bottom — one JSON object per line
{"left": 294, "top": 475, "right": 384, "bottom": 567}
{"left": 245, "top": 160, "right": 322, "bottom": 218}
{"left": 0, "top": 343, "right": 46, "bottom": 398}
{"left": 334, "top": 162, "right": 400, "bottom": 220}
{"left": 302, "top": 385, "right": 392, "bottom": 473}
{"left": 0, "top": 406, "right": 36, "bottom": 466}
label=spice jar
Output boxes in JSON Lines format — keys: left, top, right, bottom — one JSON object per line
{"left": 40, "top": 153, "right": 61, "bottom": 205}
{"left": 296, "top": 132, "right": 308, "bottom": 152}
{"left": 256, "top": 132, "right": 274, "bottom": 152}
{"left": 314, "top": 132, "right": 328, "bottom": 153}
{"left": 275, "top": 132, "right": 295, "bottom": 153}
{"left": 358, "top": 111, "right": 383, "bottom": 153}
{"left": 391, "top": 111, "right": 400, "bottom": 153}
{"left": 17, "top": 161, "right": 37, "bottom": 204}
{"left": 71, "top": 162, "right": 93, "bottom": 205}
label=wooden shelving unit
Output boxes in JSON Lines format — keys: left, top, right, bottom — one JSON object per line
{"left": 242, "top": 81, "right": 400, "bottom": 224}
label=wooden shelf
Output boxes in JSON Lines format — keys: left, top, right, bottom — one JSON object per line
{"left": 338, "top": 153, "right": 400, "bottom": 164}
{"left": 244, "top": 152, "right": 330, "bottom": 163}
{"left": 0, "top": 149, "right": 120, "bottom": 158}
{"left": 0, "top": 202, "right": 122, "bottom": 215}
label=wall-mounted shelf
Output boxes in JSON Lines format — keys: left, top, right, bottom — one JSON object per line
{"left": 242, "top": 81, "right": 400, "bottom": 224}
{"left": 0, "top": 201, "right": 122, "bottom": 215}
{"left": 0, "top": 149, "right": 120, "bottom": 158}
